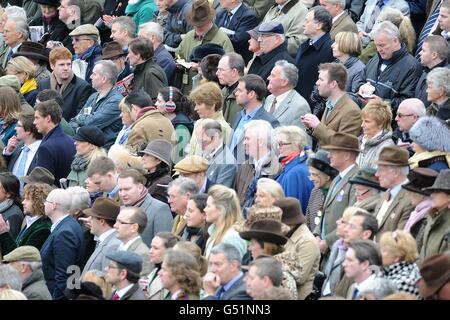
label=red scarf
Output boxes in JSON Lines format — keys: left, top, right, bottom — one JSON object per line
{"left": 280, "top": 151, "right": 301, "bottom": 166}
{"left": 136, "top": 106, "right": 157, "bottom": 120}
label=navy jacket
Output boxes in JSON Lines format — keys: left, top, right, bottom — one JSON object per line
{"left": 164, "top": 0, "right": 193, "bottom": 48}
{"left": 215, "top": 3, "right": 259, "bottom": 63}
{"left": 40, "top": 215, "right": 84, "bottom": 300}
{"left": 204, "top": 274, "right": 252, "bottom": 300}
{"left": 35, "top": 125, "right": 76, "bottom": 188}
{"left": 154, "top": 44, "right": 176, "bottom": 84}
{"left": 295, "top": 33, "right": 334, "bottom": 106}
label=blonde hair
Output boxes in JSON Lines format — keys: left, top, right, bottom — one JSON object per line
{"left": 378, "top": 7, "right": 416, "bottom": 54}
{"left": 207, "top": 185, "right": 243, "bottom": 246}
{"left": 256, "top": 178, "right": 284, "bottom": 203}
{"left": 275, "top": 125, "right": 308, "bottom": 150}
{"left": 82, "top": 270, "right": 113, "bottom": 299}
{"left": 335, "top": 31, "right": 362, "bottom": 56}
{"left": 342, "top": 206, "right": 360, "bottom": 221}
{"left": 379, "top": 230, "right": 419, "bottom": 263}
{"left": 108, "top": 144, "right": 146, "bottom": 174}
{"left": 0, "top": 289, "right": 27, "bottom": 300}
{"left": 383, "top": 292, "right": 417, "bottom": 300}
{"left": 84, "top": 146, "right": 107, "bottom": 163}
{"left": 174, "top": 241, "right": 208, "bottom": 276}
{"left": 361, "top": 100, "right": 393, "bottom": 131}
{"left": 6, "top": 56, "right": 37, "bottom": 80}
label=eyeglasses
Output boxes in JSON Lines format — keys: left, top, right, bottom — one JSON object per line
{"left": 72, "top": 38, "right": 91, "bottom": 43}
{"left": 44, "top": 200, "right": 59, "bottom": 206}
{"left": 277, "top": 142, "right": 292, "bottom": 147}
{"left": 396, "top": 113, "right": 416, "bottom": 118}
{"left": 116, "top": 219, "right": 136, "bottom": 225}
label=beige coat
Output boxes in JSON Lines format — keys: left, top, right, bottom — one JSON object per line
{"left": 145, "top": 268, "right": 170, "bottom": 300}
{"left": 284, "top": 224, "right": 320, "bottom": 299}
{"left": 330, "top": 11, "right": 358, "bottom": 40}
{"left": 127, "top": 237, "right": 153, "bottom": 278}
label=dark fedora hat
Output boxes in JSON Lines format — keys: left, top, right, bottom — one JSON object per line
{"left": 307, "top": 149, "right": 338, "bottom": 178}
{"left": 418, "top": 253, "right": 450, "bottom": 298}
{"left": 239, "top": 219, "right": 288, "bottom": 245}
{"left": 189, "top": 43, "right": 225, "bottom": 63}
{"left": 322, "top": 133, "right": 360, "bottom": 153}
{"left": 375, "top": 146, "right": 409, "bottom": 166}
{"left": 21, "top": 167, "right": 55, "bottom": 186}
{"left": 84, "top": 197, "right": 120, "bottom": 221}
{"left": 424, "top": 169, "right": 450, "bottom": 193}
{"left": 12, "top": 41, "right": 49, "bottom": 62}
{"left": 33, "top": 0, "right": 60, "bottom": 6}
{"left": 402, "top": 167, "right": 439, "bottom": 196}
{"left": 273, "top": 197, "right": 306, "bottom": 226}
{"left": 186, "top": 0, "right": 216, "bottom": 27}
{"left": 102, "top": 41, "right": 126, "bottom": 60}
{"left": 349, "top": 167, "right": 386, "bottom": 191}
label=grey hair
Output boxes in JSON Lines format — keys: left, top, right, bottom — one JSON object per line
{"left": 427, "top": 67, "right": 450, "bottom": 95}
{"left": 328, "top": 0, "right": 346, "bottom": 8}
{"left": 274, "top": 60, "right": 298, "bottom": 88}
{"left": 19, "top": 261, "right": 43, "bottom": 273}
{"left": 48, "top": 189, "right": 73, "bottom": 212}
{"left": 112, "top": 16, "right": 137, "bottom": 38}
{"left": 13, "top": 18, "right": 29, "bottom": 40}
{"left": 168, "top": 176, "right": 199, "bottom": 196}
{"left": 95, "top": 60, "right": 119, "bottom": 85}
{"left": 400, "top": 98, "right": 426, "bottom": 117}
{"left": 123, "top": 207, "right": 148, "bottom": 234}
{"left": 222, "top": 52, "right": 245, "bottom": 75}
{"left": 4, "top": 6, "right": 27, "bottom": 21}
{"left": 249, "top": 256, "right": 283, "bottom": 286}
{"left": 139, "top": 21, "right": 164, "bottom": 42}
{"left": 360, "top": 277, "right": 398, "bottom": 299}
{"left": 244, "top": 120, "right": 273, "bottom": 149}
{"left": 210, "top": 243, "right": 242, "bottom": 266}
{"left": 201, "top": 119, "right": 223, "bottom": 140}
{"left": 66, "top": 186, "right": 91, "bottom": 211}
{"left": 275, "top": 125, "right": 308, "bottom": 150}
{"left": 0, "top": 264, "right": 22, "bottom": 291}
{"left": 373, "top": 21, "right": 400, "bottom": 40}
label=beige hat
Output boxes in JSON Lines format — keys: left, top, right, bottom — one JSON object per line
{"left": 3, "top": 246, "right": 41, "bottom": 263}
{"left": 69, "top": 24, "right": 99, "bottom": 39}
{"left": 173, "top": 155, "right": 209, "bottom": 175}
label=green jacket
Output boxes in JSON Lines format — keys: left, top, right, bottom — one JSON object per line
{"left": 0, "top": 216, "right": 51, "bottom": 256}
{"left": 125, "top": 0, "right": 157, "bottom": 30}
{"left": 419, "top": 207, "right": 450, "bottom": 264}
{"left": 221, "top": 84, "right": 242, "bottom": 125}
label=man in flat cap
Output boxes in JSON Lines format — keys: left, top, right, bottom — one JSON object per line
{"left": 81, "top": 197, "right": 122, "bottom": 276}
{"left": 69, "top": 23, "right": 102, "bottom": 83}
{"left": 174, "top": 154, "right": 214, "bottom": 193}
{"left": 105, "top": 250, "right": 146, "bottom": 300}
{"left": 3, "top": 246, "right": 52, "bottom": 300}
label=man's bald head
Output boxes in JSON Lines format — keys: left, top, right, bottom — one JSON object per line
{"left": 396, "top": 98, "right": 426, "bottom": 132}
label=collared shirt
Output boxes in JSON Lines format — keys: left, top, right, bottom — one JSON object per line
{"left": 95, "top": 228, "right": 116, "bottom": 246}
{"left": 118, "top": 236, "right": 141, "bottom": 251}
{"left": 332, "top": 11, "right": 346, "bottom": 23}
{"left": 272, "top": 89, "right": 292, "bottom": 113}
{"left": 441, "top": 30, "right": 450, "bottom": 39}
{"left": 108, "top": 185, "right": 119, "bottom": 199}
{"left": 25, "top": 215, "right": 40, "bottom": 229}
{"left": 199, "top": 177, "right": 208, "bottom": 193}
{"left": 229, "top": 3, "right": 242, "bottom": 16}
{"left": 205, "top": 144, "right": 222, "bottom": 161}
{"left": 339, "top": 164, "right": 356, "bottom": 180}
{"left": 309, "top": 33, "right": 325, "bottom": 46}
{"left": 354, "top": 273, "right": 377, "bottom": 298}
{"left": 50, "top": 214, "right": 69, "bottom": 233}
{"left": 221, "top": 272, "right": 244, "bottom": 296}
{"left": 171, "top": 289, "right": 183, "bottom": 300}
{"left": 116, "top": 284, "right": 134, "bottom": 300}
{"left": 254, "top": 152, "right": 271, "bottom": 177}
{"left": 230, "top": 105, "right": 262, "bottom": 149}
{"left": 389, "top": 179, "right": 409, "bottom": 200}
{"left": 325, "top": 94, "right": 344, "bottom": 113}
{"left": 11, "top": 140, "right": 42, "bottom": 177}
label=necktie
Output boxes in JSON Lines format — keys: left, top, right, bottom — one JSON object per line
{"left": 15, "top": 146, "right": 30, "bottom": 178}
{"left": 416, "top": 1, "right": 442, "bottom": 58}
{"left": 225, "top": 12, "right": 232, "bottom": 27}
{"left": 215, "top": 286, "right": 226, "bottom": 300}
{"left": 321, "top": 175, "right": 342, "bottom": 239}
{"left": 352, "top": 287, "right": 360, "bottom": 300}
{"left": 6, "top": 49, "right": 14, "bottom": 62}
{"left": 268, "top": 98, "right": 277, "bottom": 114}
{"left": 111, "top": 292, "right": 120, "bottom": 300}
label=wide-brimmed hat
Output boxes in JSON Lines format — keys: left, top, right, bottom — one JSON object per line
{"left": 402, "top": 167, "right": 439, "bottom": 196}
{"left": 73, "top": 126, "right": 105, "bottom": 147}
{"left": 186, "top": 0, "right": 216, "bottom": 27}
{"left": 307, "top": 149, "right": 338, "bottom": 178}
{"left": 235, "top": 205, "right": 290, "bottom": 234}
{"left": 102, "top": 41, "right": 126, "bottom": 60}
{"left": 12, "top": 41, "right": 49, "bottom": 62}
{"left": 21, "top": 167, "right": 55, "bottom": 186}
{"left": 375, "top": 146, "right": 409, "bottom": 167}
{"left": 84, "top": 197, "right": 120, "bottom": 221}
{"left": 322, "top": 133, "right": 360, "bottom": 153}
{"left": 424, "top": 169, "right": 450, "bottom": 193}
{"left": 418, "top": 253, "right": 450, "bottom": 298}
{"left": 138, "top": 139, "right": 173, "bottom": 167}
{"left": 273, "top": 197, "right": 306, "bottom": 226}
{"left": 349, "top": 167, "right": 386, "bottom": 191}
{"left": 239, "top": 219, "right": 288, "bottom": 245}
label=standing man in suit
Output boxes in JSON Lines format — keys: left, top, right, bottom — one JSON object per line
{"left": 215, "top": 0, "right": 259, "bottom": 64}
{"left": 301, "top": 63, "right": 362, "bottom": 148}
{"left": 33, "top": 100, "right": 76, "bottom": 188}
{"left": 373, "top": 146, "right": 414, "bottom": 240}
{"left": 314, "top": 133, "right": 359, "bottom": 260}
{"left": 118, "top": 169, "right": 173, "bottom": 247}
{"left": 264, "top": 60, "right": 311, "bottom": 129}
{"left": 320, "top": 0, "right": 358, "bottom": 39}
{"left": 295, "top": 6, "right": 334, "bottom": 107}
{"left": 3, "top": 111, "right": 42, "bottom": 183}
{"left": 105, "top": 250, "right": 146, "bottom": 300}
{"left": 114, "top": 206, "right": 153, "bottom": 278}
{"left": 229, "top": 74, "right": 279, "bottom": 162}
{"left": 196, "top": 119, "right": 238, "bottom": 187}
{"left": 203, "top": 243, "right": 251, "bottom": 300}
{"left": 81, "top": 198, "right": 122, "bottom": 276}
{"left": 40, "top": 188, "right": 85, "bottom": 300}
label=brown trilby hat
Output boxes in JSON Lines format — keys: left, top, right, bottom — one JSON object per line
{"left": 21, "top": 166, "right": 55, "bottom": 186}
{"left": 424, "top": 169, "right": 450, "bottom": 193}
{"left": 102, "top": 41, "right": 126, "bottom": 60}
{"left": 273, "top": 197, "right": 306, "bottom": 226}
{"left": 402, "top": 167, "right": 439, "bottom": 196}
{"left": 235, "top": 205, "right": 290, "bottom": 234}
{"left": 187, "top": 0, "right": 216, "bottom": 27}
{"left": 349, "top": 166, "right": 386, "bottom": 191}
{"left": 418, "top": 253, "right": 450, "bottom": 298}
{"left": 239, "top": 219, "right": 288, "bottom": 245}
{"left": 12, "top": 41, "right": 49, "bottom": 62}
{"left": 138, "top": 139, "right": 173, "bottom": 167}
{"left": 84, "top": 197, "right": 120, "bottom": 221}
{"left": 322, "top": 133, "right": 360, "bottom": 153}
{"left": 376, "top": 146, "right": 409, "bottom": 166}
